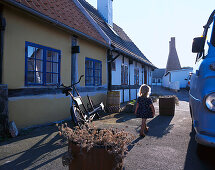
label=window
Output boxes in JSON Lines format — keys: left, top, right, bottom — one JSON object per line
{"left": 25, "top": 42, "right": 61, "bottom": 86}
{"left": 85, "top": 58, "right": 102, "bottom": 86}
{"left": 121, "top": 64, "right": 128, "bottom": 85}
{"left": 134, "top": 68, "right": 139, "bottom": 85}
{"left": 152, "top": 78, "right": 156, "bottom": 83}
{"left": 158, "top": 78, "right": 161, "bottom": 83}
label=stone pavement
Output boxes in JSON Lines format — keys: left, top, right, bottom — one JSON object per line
{"left": 0, "top": 86, "right": 215, "bottom": 170}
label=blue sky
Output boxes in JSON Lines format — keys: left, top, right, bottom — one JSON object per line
{"left": 85, "top": 0, "right": 215, "bottom": 68}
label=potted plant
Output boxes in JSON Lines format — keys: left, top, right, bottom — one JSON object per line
{"left": 58, "top": 123, "right": 134, "bottom": 170}
{"left": 159, "top": 95, "right": 179, "bottom": 116}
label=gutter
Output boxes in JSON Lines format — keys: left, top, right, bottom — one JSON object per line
{"left": 2, "top": 0, "right": 109, "bottom": 48}
{"left": 0, "top": 5, "right": 6, "bottom": 84}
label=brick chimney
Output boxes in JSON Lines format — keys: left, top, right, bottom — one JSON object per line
{"left": 97, "top": 0, "right": 113, "bottom": 27}
{"left": 165, "top": 37, "right": 181, "bottom": 73}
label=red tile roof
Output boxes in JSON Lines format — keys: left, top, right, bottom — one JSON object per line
{"left": 9, "top": 0, "right": 107, "bottom": 45}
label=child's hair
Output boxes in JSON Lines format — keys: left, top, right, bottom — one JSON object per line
{"left": 138, "top": 84, "right": 151, "bottom": 97}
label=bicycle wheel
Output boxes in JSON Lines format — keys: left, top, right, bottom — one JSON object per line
{"left": 70, "top": 106, "right": 83, "bottom": 127}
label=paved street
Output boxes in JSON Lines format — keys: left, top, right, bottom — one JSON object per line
{"left": 1, "top": 87, "right": 215, "bottom": 170}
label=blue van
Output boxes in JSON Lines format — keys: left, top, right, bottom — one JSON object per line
{"left": 190, "top": 10, "right": 215, "bottom": 147}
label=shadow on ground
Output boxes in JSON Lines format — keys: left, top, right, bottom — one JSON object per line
{"left": 146, "top": 115, "right": 174, "bottom": 138}
{"left": 184, "top": 126, "right": 215, "bottom": 170}
{"left": 115, "top": 112, "right": 136, "bottom": 123}
{"left": 0, "top": 125, "right": 67, "bottom": 170}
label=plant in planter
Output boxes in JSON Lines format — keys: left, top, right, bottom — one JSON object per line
{"left": 57, "top": 123, "right": 134, "bottom": 170}
{"left": 159, "top": 95, "right": 179, "bottom": 116}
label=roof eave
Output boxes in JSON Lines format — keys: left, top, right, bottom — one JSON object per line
{"left": 114, "top": 47, "right": 157, "bottom": 69}
{"left": 73, "top": 0, "right": 111, "bottom": 46}
{"left": 2, "top": 0, "right": 109, "bottom": 48}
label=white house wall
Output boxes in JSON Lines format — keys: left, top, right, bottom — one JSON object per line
{"left": 111, "top": 52, "right": 153, "bottom": 103}
{"left": 131, "top": 89, "right": 137, "bottom": 100}
{"left": 112, "top": 54, "right": 122, "bottom": 85}
{"left": 130, "top": 62, "right": 134, "bottom": 85}
{"left": 148, "top": 67, "right": 152, "bottom": 85}
{"left": 162, "top": 69, "right": 192, "bottom": 88}
{"left": 171, "top": 69, "right": 192, "bottom": 88}
{"left": 124, "top": 89, "right": 129, "bottom": 102}
{"left": 162, "top": 74, "right": 170, "bottom": 88}
{"left": 137, "top": 62, "right": 142, "bottom": 85}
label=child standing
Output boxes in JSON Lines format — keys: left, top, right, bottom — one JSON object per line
{"left": 134, "top": 84, "right": 155, "bottom": 137}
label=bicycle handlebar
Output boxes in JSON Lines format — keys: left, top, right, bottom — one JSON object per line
{"left": 60, "top": 75, "right": 84, "bottom": 95}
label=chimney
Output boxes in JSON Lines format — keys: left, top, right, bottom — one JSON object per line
{"left": 165, "top": 37, "right": 181, "bottom": 73}
{"left": 97, "top": 0, "right": 113, "bottom": 27}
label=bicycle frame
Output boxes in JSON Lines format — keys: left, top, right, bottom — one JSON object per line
{"left": 61, "top": 75, "right": 104, "bottom": 126}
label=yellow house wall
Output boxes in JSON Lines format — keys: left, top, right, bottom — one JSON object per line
{"left": 77, "top": 39, "right": 107, "bottom": 86}
{"left": 2, "top": 7, "right": 108, "bottom": 128}
{"left": 9, "top": 95, "right": 70, "bottom": 128}
{"left": 2, "top": 7, "right": 72, "bottom": 128}
{"left": 2, "top": 6, "right": 71, "bottom": 88}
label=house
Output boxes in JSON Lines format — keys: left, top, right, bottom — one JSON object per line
{"left": 152, "top": 69, "right": 165, "bottom": 86}
{"left": 0, "top": 0, "right": 110, "bottom": 128}
{"left": 78, "top": 0, "right": 156, "bottom": 103}
{"left": 162, "top": 37, "right": 193, "bottom": 89}
{"left": 0, "top": 0, "right": 156, "bottom": 129}
{"left": 163, "top": 68, "right": 193, "bottom": 89}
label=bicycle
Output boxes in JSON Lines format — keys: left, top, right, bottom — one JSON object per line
{"left": 60, "top": 75, "right": 104, "bottom": 127}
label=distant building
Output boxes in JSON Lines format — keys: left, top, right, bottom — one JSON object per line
{"left": 162, "top": 37, "right": 193, "bottom": 90}
{"left": 165, "top": 37, "right": 181, "bottom": 73}
{"left": 152, "top": 69, "right": 165, "bottom": 86}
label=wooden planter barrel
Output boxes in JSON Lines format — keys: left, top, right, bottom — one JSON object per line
{"left": 68, "top": 141, "right": 123, "bottom": 170}
{"left": 106, "top": 91, "right": 121, "bottom": 113}
{"left": 159, "top": 97, "right": 175, "bottom": 116}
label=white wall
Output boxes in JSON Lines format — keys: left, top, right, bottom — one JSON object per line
{"left": 112, "top": 54, "right": 122, "bottom": 85}
{"left": 162, "top": 74, "right": 170, "bottom": 88}
{"left": 162, "top": 69, "right": 193, "bottom": 88}
{"left": 111, "top": 53, "right": 154, "bottom": 102}
{"left": 171, "top": 69, "right": 192, "bottom": 88}
{"left": 131, "top": 89, "right": 137, "bottom": 100}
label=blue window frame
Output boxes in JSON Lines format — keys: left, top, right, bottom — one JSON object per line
{"left": 85, "top": 58, "right": 102, "bottom": 86}
{"left": 25, "top": 41, "right": 61, "bottom": 86}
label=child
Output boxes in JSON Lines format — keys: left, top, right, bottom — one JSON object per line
{"left": 134, "top": 84, "right": 155, "bottom": 137}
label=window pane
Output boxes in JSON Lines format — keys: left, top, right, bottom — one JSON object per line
{"left": 53, "top": 63, "right": 58, "bottom": 73}
{"left": 95, "top": 77, "right": 101, "bottom": 86}
{"left": 47, "top": 51, "right": 52, "bottom": 61}
{"left": 36, "top": 60, "right": 43, "bottom": 72}
{"left": 86, "top": 77, "right": 93, "bottom": 85}
{"left": 95, "top": 62, "right": 101, "bottom": 69}
{"left": 28, "top": 46, "right": 35, "bottom": 58}
{"left": 46, "top": 62, "right": 52, "bottom": 72}
{"left": 35, "top": 48, "right": 43, "bottom": 59}
{"left": 53, "top": 52, "right": 58, "bottom": 62}
{"left": 86, "top": 68, "right": 93, "bottom": 77}
{"left": 95, "top": 70, "right": 101, "bottom": 77}
{"left": 27, "top": 71, "right": 35, "bottom": 83}
{"left": 35, "top": 72, "right": 43, "bottom": 83}
{"left": 86, "top": 60, "right": 93, "bottom": 69}
{"left": 28, "top": 58, "right": 35, "bottom": 71}
{"left": 46, "top": 73, "right": 52, "bottom": 84}
{"left": 53, "top": 74, "right": 58, "bottom": 84}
